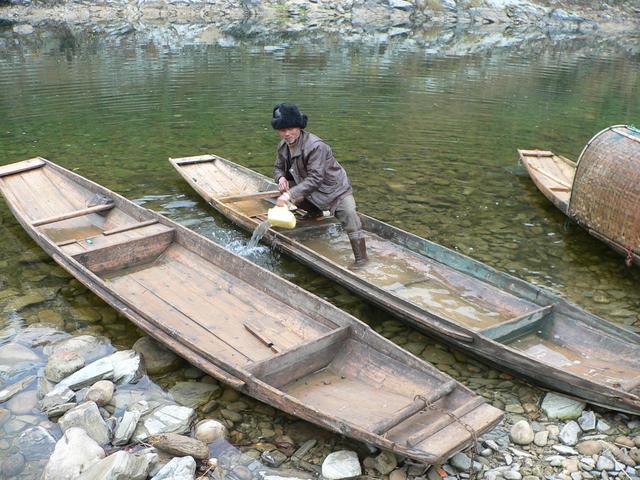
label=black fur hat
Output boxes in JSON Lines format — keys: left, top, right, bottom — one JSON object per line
{"left": 271, "top": 103, "right": 308, "bottom": 130}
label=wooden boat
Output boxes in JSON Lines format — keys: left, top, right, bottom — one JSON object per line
{"left": 0, "top": 158, "right": 503, "bottom": 464}
{"left": 170, "top": 153, "right": 640, "bottom": 415}
{"left": 519, "top": 125, "right": 640, "bottom": 267}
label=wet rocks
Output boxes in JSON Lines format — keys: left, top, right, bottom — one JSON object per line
{"left": 0, "top": 374, "right": 35, "bottom": 403}
{"left": 43, "top": 427, "right": 105, "bottom": 480}
{"left": 151, "top": 455, "right": 196, "bottom": 480}
{"left": 59, "top": 401, "right": 111, "bottom": 445}
{"left": 132, "top": 404, "right": 195, "bottom": 441}
{"left": 85, "top": 379, "right": 115, "bottom": 406}
{"left": 133, "top": 336, "right": 182, "bottom": 375}
{"left": 0, "top": 342, "right": 41, "bottom": 366}
{"left": 541, "top": 393, "right": 585, "bottom": 420}
{"left": 44, "top": 334, "right": 113, "bottom": 362}
{"left": 511, "top": 420, "right": 535, "bottom": 445}
{"left": 148, "top": 432, "right": 209, "bottom": 459}
{"left": 0, "top": 452, "right": 25, "bottom": 477}
{"left": 44, "top": 350, "right": 85, "bottom": 382}
{"left": 322, "top": 450, "right": 362, "bottom": 479}
{"left": 76, "top": 450, "right": 154, "bottom": 480}
{"left": 194, "top": 418, "right": 227, "bottom": 443}
{"left": 168, "top": 381, "right": 220, "bottom": 409}
{"left": 113, "top": 410, "right": 141, "bottom": 446}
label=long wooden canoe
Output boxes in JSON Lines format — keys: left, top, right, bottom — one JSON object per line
{"left": 519, "top": 125, "right": 640, "bottom": 267}
{"left": 0, "top": 158, "right": 502, "bottom": 464}
{"left": 170, "top": 154, "right": 640, "bottom": 414}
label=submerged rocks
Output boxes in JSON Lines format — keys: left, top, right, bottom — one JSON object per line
{"left": 168, "top": 381, "right": 220, "bottom": 409}
{"left": 133, "top": 336, "right": 182, "bottom": 375}
{"left": 322, "top": 450, "right": 362, "bottom": 479}
{"left": 541, "top": 393, "right": 585, "bottom": 420}
{"left": 0, "top": 342, "right": 41, "bottom": 366}
{"left": 43, "top": 427, "right": 105, "bottom": 480}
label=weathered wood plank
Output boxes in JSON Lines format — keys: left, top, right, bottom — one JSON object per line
{"left": 220, "top": 191, "right": 281, "bottom": 203}
{"left": 33, "top": 204, "right": 114, "bottom": 227}
{"left": 171, "top": 155, "right": 217, "bottom": 165}
{"left": 103, "top": 219, "right": 158, "bottom": 236}
{"left": 0, "top": 158, "right": 45, "bottom": 177}
{"left": 481, "top": 305, "right": 553, "bottom": 341}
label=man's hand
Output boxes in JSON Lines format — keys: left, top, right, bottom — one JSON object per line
{"left": 276, "top": 192, "right": 290, "bottom": 207}
{"left": 278, "top": 177, "right": 289, "bottom": 193}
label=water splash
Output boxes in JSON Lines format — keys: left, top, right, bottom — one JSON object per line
{"left": 248, "top": 220, "right": 270, "bottom": 249}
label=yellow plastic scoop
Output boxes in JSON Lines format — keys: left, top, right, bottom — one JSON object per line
{"left": 267, "top": 206, "right": 296, "bottom": 229}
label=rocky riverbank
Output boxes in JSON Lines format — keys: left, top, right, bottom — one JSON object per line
{"left": 2, "top": 320, "right": 640, "bottom": 480}
{"left": 1, "top": 0, "right": 638, "bottom": 55}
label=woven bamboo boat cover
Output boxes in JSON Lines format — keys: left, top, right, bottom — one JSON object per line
{"left": 569, "top": 125, "right": 640, "bottom": 256}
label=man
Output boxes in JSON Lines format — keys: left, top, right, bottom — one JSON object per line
{"left": 272, "top": 102, "right": 368, "bottom": 269}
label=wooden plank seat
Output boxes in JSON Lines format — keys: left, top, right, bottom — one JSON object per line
{"left": 67, "top": 224, "right": 175, "bottom": 274}
{"left": 32, "top": 203, "right": 114, "bottom": 227}
{"left": 247, "top": 327, "right": 351, "bottom": 387}
{"left": 370, "top": 379, "right": 456, "bottom": 435}
{"left": 219, "top": 191, "right": 281, "bottom": 203}
{"left": 481, "top": 305, "right": 554, "bottom": 342}
{"left": 0, "top": 158, "right": 46, "bottom": 178}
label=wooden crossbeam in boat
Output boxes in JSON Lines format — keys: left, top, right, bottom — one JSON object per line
{"left": 519, "top": 150, "right": 554, "bottom": 157}
{"left": 0, "top": 158, "right": 45, "bottom": 178}
{"left": 172, "top": 155, "right": 217, "bottom": 166}
{"left": 32, "top": 204, "right": 114, "bottom": 227}
{"left": 370, "top": 380, "right": 456, "bottom": 435}
{"left": 103, "top": 220, "right": 159, "bottom": 236}
{"left": 247, "top": 326, "right": 350, "bottom": 388}
{"left": 219, "top": 191, "right": 281, "bottom": 203}
{"left": 481, "top": 304, "right": 554, "bottom": 341}
{"left": 526, "top": 164, "right": 572, "bottom": 189}
{"left": 404, "top": 396, "right": 486, "bottom": 447}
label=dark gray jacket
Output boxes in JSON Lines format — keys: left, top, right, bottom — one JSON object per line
{"left": 273, "top": 130, "right": 352, "bottom": 211}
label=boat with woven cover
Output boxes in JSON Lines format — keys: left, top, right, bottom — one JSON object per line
{"left": 519, "top": 125, "right": 640, "bottom": 267}
{"left": 170, "top": 153, "right": 640, "bottom": 414}
{"left": 0, "top": 157, "right": 503, "bottom": 465}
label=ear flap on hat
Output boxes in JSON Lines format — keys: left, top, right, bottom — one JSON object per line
{"left": 300, "top": 113, "right": 308, "bottom": 129}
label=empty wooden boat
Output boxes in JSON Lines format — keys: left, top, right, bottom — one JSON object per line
{"left": 0, "top": 157, "right": 503, "bottom": 464}
{"left": 170, "top": 153, "right": 640, "bottom": 414}
{"left": 519, "top": 125, "right": 640, "bottom": 267}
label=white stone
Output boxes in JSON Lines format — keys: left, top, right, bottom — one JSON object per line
{"left": 541, "top": 393, "right": 585, "bottom": 420}
{"left": 132, "top": 404, "right": 195, "bottom": 441}
{"left": 45, "top": 335, "right": 112, "bottom": 361}
{"left": 85, "top": 380, "right": 115, "bottom": 406}
{"left": 59, "top": 402, "right": 110, "bottom": 445}
{"left": 534, "top": 430, "right": 549, "bottom": 447}
{"left": 552, "top": 445, "right": 579, "bottom": 455}
{"left": 322, "top": 450, "right": 362, "bottom": 479}
{"left": 545, "top": 455, "right": 565, "bottom": 467}
{"left": 43, "top": 428, "right": 105, "bottom": 479}
{"left": 151, "top": 456, "right": 196, "bottom": 480}
{"left": 194, "top": 419, "right": 227, "bottom": 444}
{"left": 597, "top": 455, "right": 615, "bottom": 471}
{"left": 578, "top": 411, "right": 597, "bottom": 431}
{"left": 503, "top": 471, "right": 522, "bottom": 480}
{"left": 559, "top": 421, "right": 581, "bottom": 446}
{"left": 113, "top": 410, "right": 141, "bottom": 446}
{"left": 77, "top": 450, "right": 153, "bottom": 480}
{"left": 596, "top": 420, "right": 611, "bottom": 433}
{"left": 389, "top": 0, "right": 413, "bottom": 11}
{"left": 510, "top": 420, "right": 534, "bottom": 445}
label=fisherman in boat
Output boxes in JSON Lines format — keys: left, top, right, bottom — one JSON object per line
{"left": 272, "top": 103, "right": 368, "bottom": 269}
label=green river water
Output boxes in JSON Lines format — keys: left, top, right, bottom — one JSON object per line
{"left": 0, "top": 27, "right": 639, "bottom": 473}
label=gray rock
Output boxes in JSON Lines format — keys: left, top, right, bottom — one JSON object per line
{"left": 77, "top": 450, "right": 153, "bottom": 480}
{"left": 0, "top": 375, "right": 35, "bottom": 403}
{"left": 59, "top": 401, "right": 111, "bottom": 445}
{"left": 262, "top": 449, "right": 288, "bottom": 467}
{"left": 597, "top": 420, "right": 611, "bottom": 433}
{"left": 552, "top": 445, "right": 578, "bottom": 455}
{"left": 545, "top": 455, "right": 565, "bottom": 467}
{"left": 15, "top": 426, "right": 57, "bottom": 459}
{"left": 113, "top": 410, "right": 141, "bottom": 446}
{"left": 44, "top": 351, "right": 85, "bottom": 383}
{"left": 0, "top": 452, "right": 25, "bottom": 477}
{"left": 151, "top": 456, "right": 196, "bottom": 480}
{"left": 168, "top": 381, "right": 219, "bottom": 409}
{"left": 534, "top": 430, "right": 549, "bottom": 447}
{"left": 450, "top": 452, "right": 472, "bottom": 472}
{"left": 510, "top": 420, "right": 534, "bottom": 445}
{"left": 6, "top": 387, "right": 38, "bottom": 414}
{"left": 597, "top": 455, "right": 615, "bottom": 471}
{"left": 132, "top": 336, "right": 182, "bottom": 375}
{"left": 374, "top": 450, "right": 397, "bottom": 475}
{"left": 194, "top": 419, "right": 227, "bottom": 444}
{"left": 389, "top": 0, "right": 413, "bottom": 11}
{"left": 148, "top": 433, "right": 209, "bottom": 460}
{"left": 559, "top": 421, "right": 581, "bottom": 446}
{"left": 85, "top": 380, "right": 115, "bottom": 406}
{"left": 504, "top": 471, "right": 522, "bottom": 480}
{"left": 13, "top": 24, "right": 34, "bottom": 35}
{"left": 43, "top": 428, "right": 105, "bottom": 480}
{"left": 322, "top": 450, "right": 362, "bottom": 479}
{"left": 580, "top": 457, "right": 596, "bottom": 470}
{"left": 44, "top": 335, "right": 113, "bottom": 362}
{"left": 0, "top": 342, "right": 41, "bottom": 367}
{"left": 578, "top": 411, "right": 597, "bottom": 432}
{"left": 40, "top": 386, "right": 75, "bottom": 414}
{"left": 541, "top": 393, "right": 585, "bottom": 420}
{"left": 132, "top": 404, "right": 195, "bottom": 441}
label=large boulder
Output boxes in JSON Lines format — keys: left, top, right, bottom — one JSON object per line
{"left": 59, "top": 402, "right": 110, "bottom": 445}
{"left": 133, "top": 336, "right": 182, "bottom": 374}
{"left": 43, "top": 428, "right": 105, "bottom": 480}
